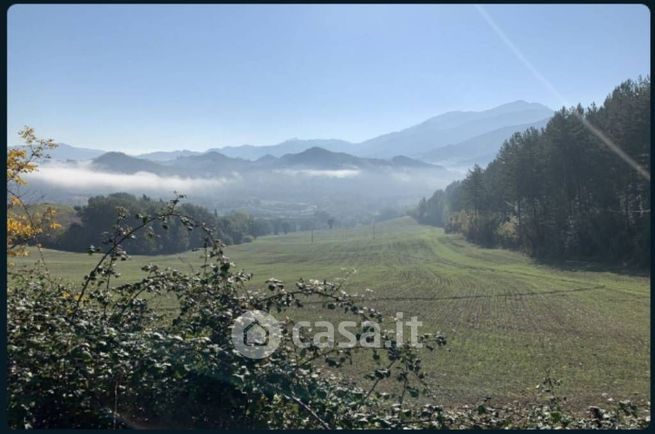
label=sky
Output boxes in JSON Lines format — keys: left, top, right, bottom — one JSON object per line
{"left": 7, "top": 4, "right": 650, "bottom": 154}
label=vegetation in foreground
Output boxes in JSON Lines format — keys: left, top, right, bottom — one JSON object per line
{"left": 7, "top": 200, "right": 651, "bottom": 429}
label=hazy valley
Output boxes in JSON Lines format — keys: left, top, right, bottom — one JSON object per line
{"left": 18, "top": 100, "right": 553, "bottom": 224}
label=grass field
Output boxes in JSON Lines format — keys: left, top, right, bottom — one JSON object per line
{"left": 11, "top": 217, "right": 650, "bottom": 408}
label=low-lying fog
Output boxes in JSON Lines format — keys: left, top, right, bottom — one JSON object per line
{"left": 23, "top": 160, "right": 460, "bottom": 222}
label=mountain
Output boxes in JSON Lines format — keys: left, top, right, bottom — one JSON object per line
{"left": 91, "top": 150, "right": 252, "bottom": 177}
{"left": 255, "top": 154, "right": 278, "bottom": 163}
{"left": 216, "top": 138, "right": 354, "bottom": 160}
{"left": 36, "top": 143, "right": 106, "bottom": 161}
{"left": 171, "top": 151, "right": 252, "bottom": 176}
{"left": 32, "top": 147, "right": 456, "bottom": 215}
{"left": 275, "top": 147, "right": 444, "bottom": 171}
{"left": 390, "top": 155, "right": 435, "bottom": 168}
{"left": 32, "top": 100, "right": 554, "bottom": 169}
{"left": 138, "top": 150, "right": 202, "bottom": 161}
{"left": 92, "top": 152, "right": 168, "bottom": 174}
{"left": 86, "top": 147, "right": 442, "bottom": 177}
{"left": 357, "top": 100, "right": 553, "bottom": 158}
{"left": 420, "top": 117, "right": 551, "bottom": 166}
{"left": 277, "top": 147, "right": 365, "bottom": 169}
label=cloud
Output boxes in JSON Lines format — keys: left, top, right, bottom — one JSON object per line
{"left": 25, "top": 162, "right": 237, "bottom": 193}
{"left": 273, "top": 169, "right": 360, "bottom": 178}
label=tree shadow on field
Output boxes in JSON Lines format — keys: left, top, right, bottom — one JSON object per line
{"left": 534, "top": 257, "right": 650, "bottom": 278}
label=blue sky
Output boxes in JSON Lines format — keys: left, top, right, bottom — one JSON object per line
{"left": 7, "top": 4, "right": 650, "bottom": 153}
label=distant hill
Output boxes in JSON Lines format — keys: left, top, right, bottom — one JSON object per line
{"left": 171, "top": 151, "right": 252, "bottom": 176}
{"left": 37, "top": 100, "right": 554, "bottom": 168}
{"left": 11, "top": 143, "right": 106, "bottom": 161}
{"left": 357, "top": 100, "right": 553, "bottom": 158}
{"left": 138, "top": 150, "right": 202, "bottom": 161}
{"left": 217, "top": 138, "right": 354, "bottom": 160}
{"left": 277, "top": 147, "right": 364, "bottom": 169}
{"left": 216, "top": 100, "right": 553, "bottom": 163}
{"left": 92, "top": 152, "right": 168, "bottom": 174}
{"left": 30, "top": 147, "right": 457, "bottom": 214}
{"left": 419, "top": 117, "right": 551, "bottom": 166}
{"left": 390, "top": 155, "right": 436, "bottom": 168}
{"left": 255, "top": 154, "right": 278, "bottom": 163}
{"left": 87, "top": 147, "right": 442, "bottom": 176}
{"left": 276, "top": 147, "right": 443, "bottom": 171}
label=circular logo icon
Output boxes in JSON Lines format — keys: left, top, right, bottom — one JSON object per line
{"left": 231, "top": 310, "right": 281, "bottom": 359}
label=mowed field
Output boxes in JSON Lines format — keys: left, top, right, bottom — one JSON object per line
{"left": 11, "top": 217, "right": 650, "bottom": 408}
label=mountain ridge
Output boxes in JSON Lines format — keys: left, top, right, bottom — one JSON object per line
{"left": 357, "top": 101, "right": 553, "bottom": 158}
{"left": 35, "top": 100, "right": 554, "bottom": 166}
{"left": 84, "top": 147, "right": 443, "bottom": 177}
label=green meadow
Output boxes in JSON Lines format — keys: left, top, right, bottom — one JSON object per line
{"left": 12, "top": 217, "right": 650, "bottom": 408}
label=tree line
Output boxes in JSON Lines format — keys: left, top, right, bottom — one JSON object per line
{"left": 41, "top": 193, "right": 337, "bottom": 255}
{"left": 414, "top": 77, "right": 650, "bottom": 267}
